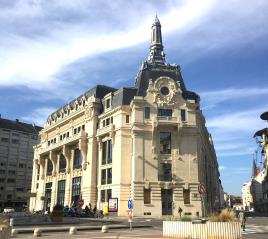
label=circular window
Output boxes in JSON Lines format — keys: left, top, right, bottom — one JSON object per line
{"left": 160, "top": 86, "right": 169, "bottom": 95}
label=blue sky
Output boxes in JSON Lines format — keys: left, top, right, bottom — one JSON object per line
{"left": 0, "top": 0, "right": 267, "bottom": 195}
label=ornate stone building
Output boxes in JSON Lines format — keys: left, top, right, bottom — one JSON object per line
{"left": 253, "top": 111, "right": 268, "bottom": 212}
{"left": 30, "top": 17, "right": 221, "bottom": 217}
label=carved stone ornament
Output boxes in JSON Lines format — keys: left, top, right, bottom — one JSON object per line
{"left": 150, "top": 77, "right": 181, "bottom": 107}
{"left": 84, "top": 105, "right": 92, "bottom": 121}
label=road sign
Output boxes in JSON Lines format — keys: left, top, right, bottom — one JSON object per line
{"left": 128, "top": 199, "right": 133, "bottom": 209}
{"left": 198, "top": 183, "right": 206, "bottom": 194}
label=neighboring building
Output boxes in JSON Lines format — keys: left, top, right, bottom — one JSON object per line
{"left": 241, "top": 181, "right": 253, "bottom": 211}
{"left": 29, "top": 17, "right": 221, "bottom": 217}
{"left": 0, "top": 116, "right": 42, "bottom": 210}
{"left": 252, "top": 113, "right": 268, "bottom": 212}
{"left": 219, "top": 181, "right": 225, "bottom": 209}
{"left": 251, "top": 165, "right": 266, "bottom": 212}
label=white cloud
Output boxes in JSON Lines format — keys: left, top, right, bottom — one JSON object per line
{"left": 0, "top": 0, "right": 214, "bottom": 89}
{"left": 207, "top": 107, "right": 267, "bottom": 132}
{"left": 200, "top": 88, "right": 268, "bottom": 109}
{"left": 21, "top": 107, "right": 56, "bottom": 127}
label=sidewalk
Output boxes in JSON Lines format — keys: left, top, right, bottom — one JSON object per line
{"left": 14, "top": 223, "right": 152, "bottom": 234}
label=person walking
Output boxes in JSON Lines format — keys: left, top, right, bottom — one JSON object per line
{"left": 238, "top": 211, "right": 246, "bottom": 231}
{"left": 178, "top": 207, "right": 183, "bottom": 217}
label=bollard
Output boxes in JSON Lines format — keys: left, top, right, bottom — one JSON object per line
{"left": 101, "top": 225, "right": 109, "bottom": 233}
{"left": 10, "top": 218, "right": 14, "bottom": 227}
{"left": 34, "top": 228, "right": 42, "bottom": 237}
{"left": 11, "top": 229, "right": 17, "bottom": 238}
{"left": 69, "top": 227, "right": 77, "bottom": 235}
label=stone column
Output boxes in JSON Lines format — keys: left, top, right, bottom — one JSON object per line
{"left": 79, "top": 136, "right": 88, "bottom": 171}
{"left": 64, "top": 149, "right": 74, "bottom": 206}
{"left": 63, "top": 145, "right": 71, "bottom": 174}
{"left": 35, "top": 158, "right": 46, "bottom": 211}
{"left": 49, "top": 151, "right": 58, "bottom": 210}
{"left": 29, "top": 158, "right": 39, "bottom": 211}
{"left": 96, "top": 138, "right": 102, "bottom": 208}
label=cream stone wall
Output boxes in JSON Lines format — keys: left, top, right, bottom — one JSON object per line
{"left": 30, "top": 81, "right": 220, "bottom": 217}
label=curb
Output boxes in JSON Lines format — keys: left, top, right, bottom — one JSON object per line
{"left": 14, "top": 224, "right": 152, "bottom": 234}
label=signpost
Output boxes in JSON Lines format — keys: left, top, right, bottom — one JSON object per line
{"left": 127, "top": 198, "right": 133, "bottom": 230}
{"left": 198, "top": 183, "right": 206, "bottom": 217}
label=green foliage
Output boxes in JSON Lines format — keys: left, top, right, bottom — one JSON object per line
{"left": 180, "top": 216, "right": 192, "bottom": 221}
{"left": 164, "top": 215, "right": 192, "bottom": 221}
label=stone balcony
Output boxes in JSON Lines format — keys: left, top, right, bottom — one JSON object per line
{"left": 154, "top": 116, "right": 179, "bottom": 127}
{"left": 96, "top": 124, "right": 115, "bottom": 137}
{"left": 39, "top": 131, "right": 87, "bottom": 155}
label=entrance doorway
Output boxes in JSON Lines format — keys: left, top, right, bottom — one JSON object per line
{"left": 161, "top": 189, "right": 173, "bottom": 215}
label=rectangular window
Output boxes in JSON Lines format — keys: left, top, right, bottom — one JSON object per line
{"left": 111, "top": 117, "right": 113, "bottom": 124}
{"left": 57, "top": 180, "right": 66, "bottom": 206}
{"left": 82, "top": 125, "right": 85, "bottom": 131}
{"left": 107, "top": 168, "right": 112, "bottom": 184}
{"left": 72, "top": 177, "right": 81, "bottom": 202}
{"left": 183, "top": 189, "right": 190, "bottom": 204}
{"left": 8, "top": 170, "right": 15, "bottom": 175}
{"left": 74, "top": 128, "right": 77, "bottom": 135}
{"left": 101, "top": 169, "right": 106, "bottom": 185}
{"left": 144, "top": 189, "right": 151, "bottom": 204}
{"left": 144, "top": 107, "right": 150, "bottom": 119}
{"left": 106, "top": 99, "right": 110, "bottom": 109}
{"left": 107, "top": 189, "right": 112, "bottom": 200}
{"left": 1, "top": 138, "right": 9, "bottom": 143}
{"left": 102, "top": 120, "right": 105, "bottom": 127}
{"left": 159, "top": 163, "right": 172, "bottom": 181}
{"left": 12, "top": 139, "right": 19, "bottom": 144}
{"left": 106, "top": 118, "right": 110, "bottom": 126}
{"left": 107, "top": 140, "right": 112, "bottom": 164}
{"left": 181, "top": 109, "right": 186, "bottom": 122}
{"left": 102, "top": 140, "right": 112, "bottom": 165}
{"left": 101, "top": 190, "right": 105, "bottom": 202}
{"left": 73, "top": 149, "right": 83, "bottom": 169}
{"left": 7, "top": 178, "right": 15, "bottom": 183}
{"left": 158, "top": 109, "right": 172, "bottom": 117}
{"left": 126, "top": 115, "right": 130, "bottom": 123}
{"left": 102, "top": 141, "right": 107, "bottom": 165}
{"left": 160, "top": 132, "right": 171, "bottom": 154}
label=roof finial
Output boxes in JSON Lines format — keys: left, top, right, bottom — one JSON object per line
{"left": 148, "top": 15, "right": 165, "bottom": 64}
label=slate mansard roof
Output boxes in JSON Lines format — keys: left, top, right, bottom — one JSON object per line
{"left": 0, "top": 117, "right": 42, "bottom": 134}
{"left": 47, "top": 17, "right": 200, "bottom": 123}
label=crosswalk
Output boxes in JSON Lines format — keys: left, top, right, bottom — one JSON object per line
{"left": 241, "top": 224, "right": 268, "bottom": 235}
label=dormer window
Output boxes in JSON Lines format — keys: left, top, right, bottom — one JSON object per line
{"left": 106, "top": 99, "right": 110, "bottom": 109}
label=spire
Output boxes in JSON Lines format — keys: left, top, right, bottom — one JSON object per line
{"left": 148, "top": 15, "right": 166, "bottom": 64}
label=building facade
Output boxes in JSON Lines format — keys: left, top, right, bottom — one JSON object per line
{"left": 253, "top": 112, "right": 268, "bottom": 212}
{"left": 30, "top": 17, "right": 221, "bottom": 217}
{"left": 0, "top": 117, "right": 42, "bottom": 211}
{"left": 241, "top": 181, "right": 253, "bottom": 211}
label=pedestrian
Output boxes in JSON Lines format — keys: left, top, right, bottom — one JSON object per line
{"left": 238, "top": 211, "right": 246, "bottom": 231}
{"left": 178, "top": 207, "right": 183, "bottom": 217}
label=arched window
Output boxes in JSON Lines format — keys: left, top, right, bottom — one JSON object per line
{"left": 73, "top": 149, "right": 83, "bottom": 169}
{"left": 59, "top": 154, "right": 66, "bottom": 172}
{"left": 47, "top": 159, "right": 53, "bottom": 176}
